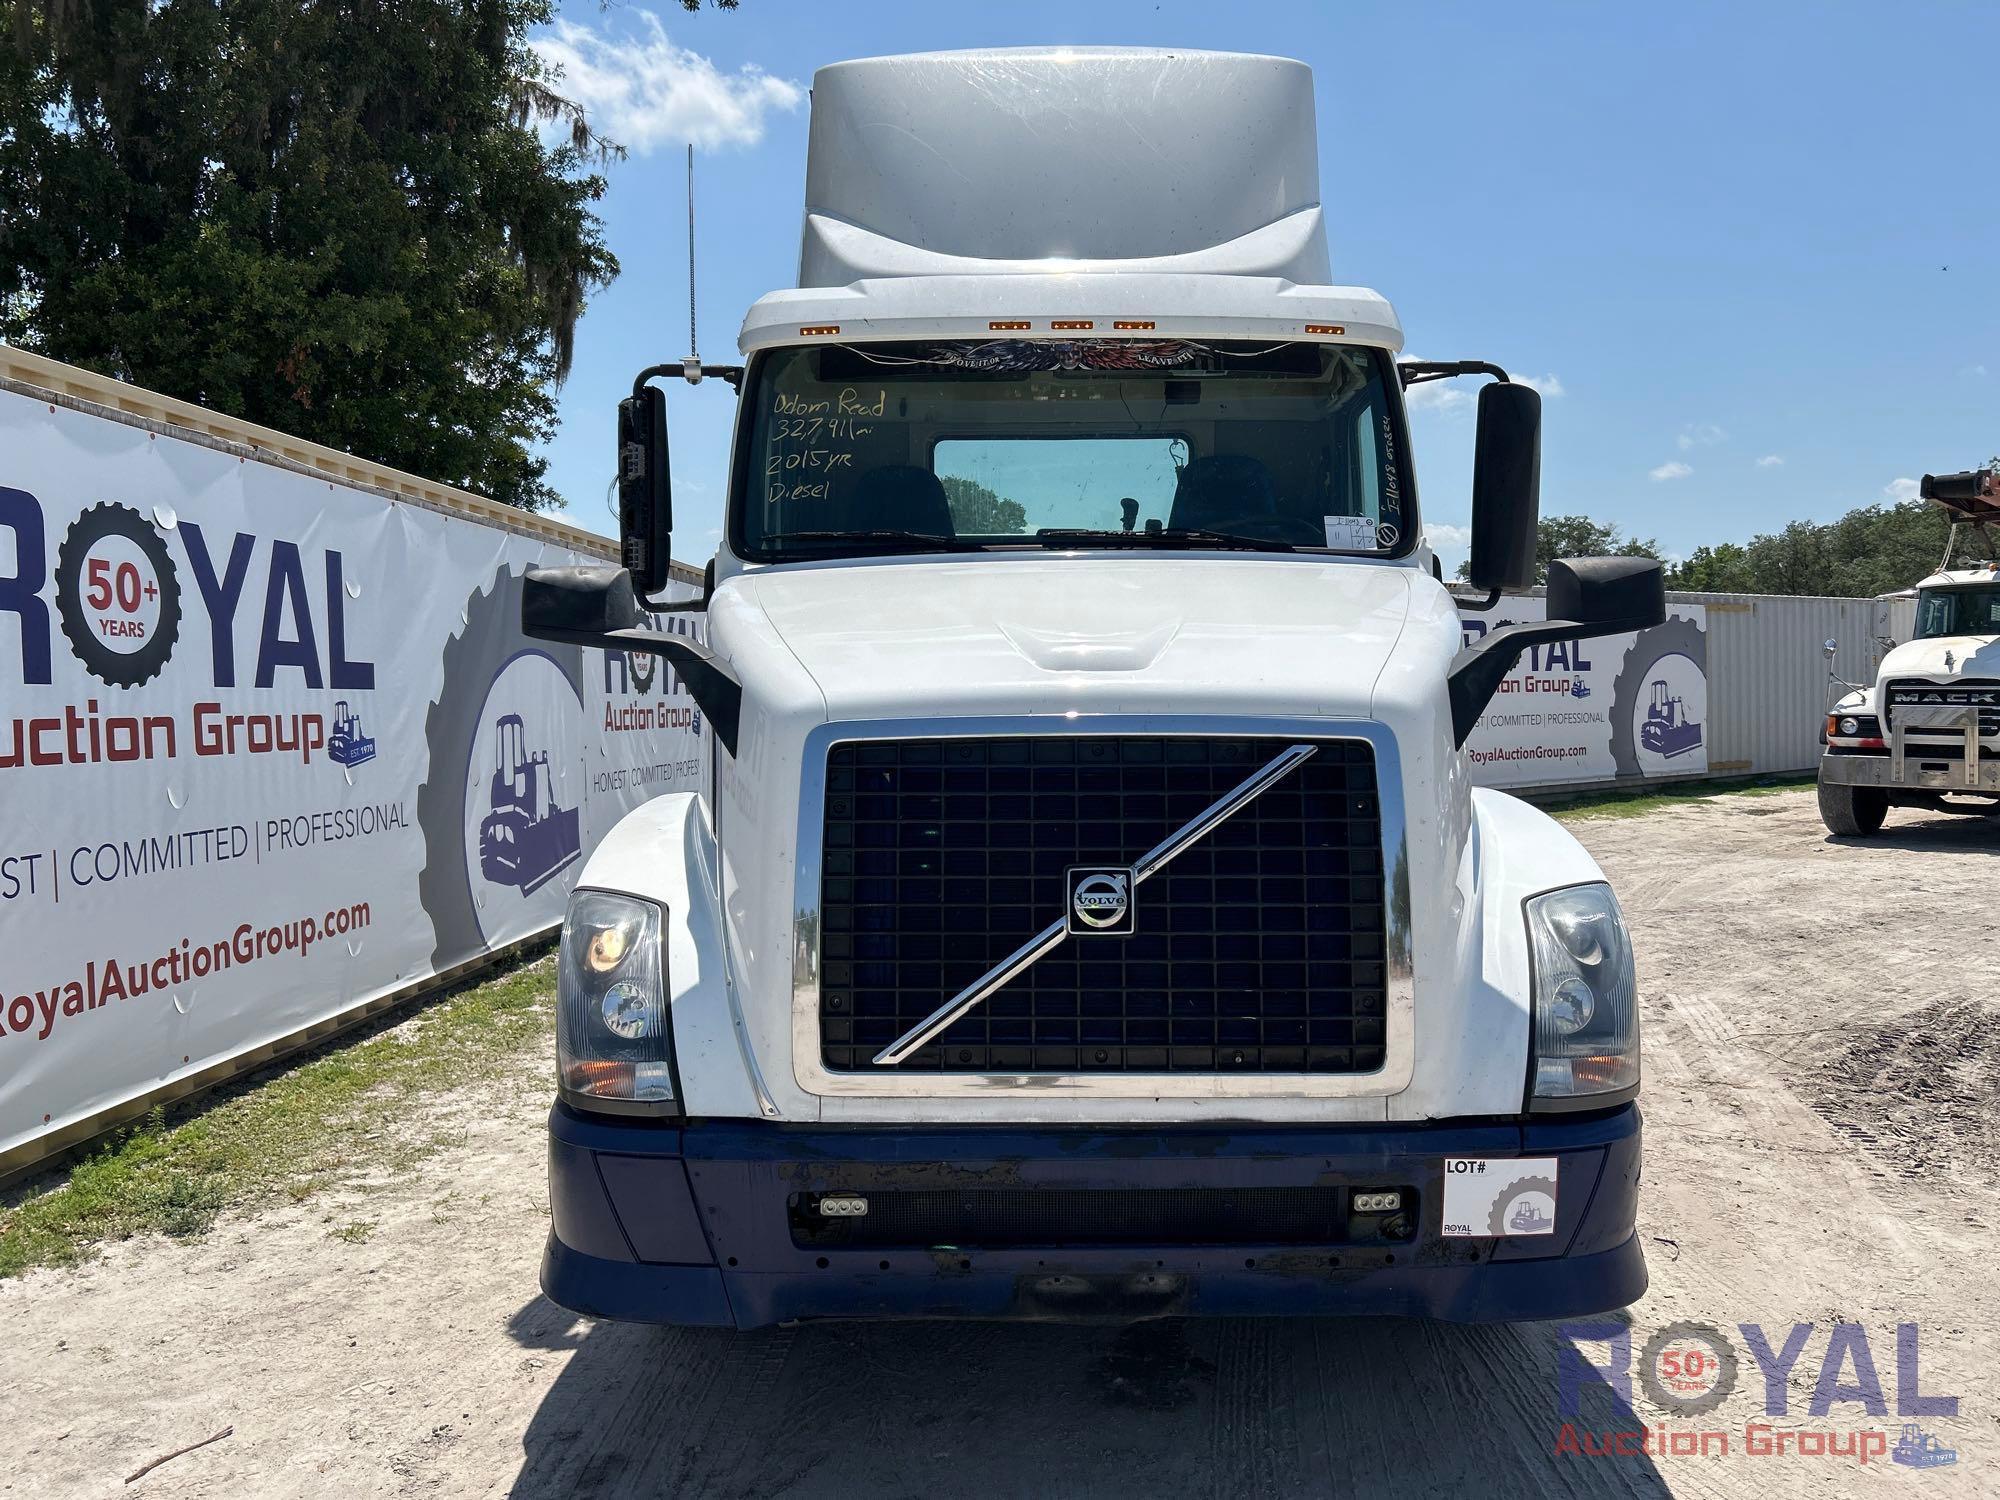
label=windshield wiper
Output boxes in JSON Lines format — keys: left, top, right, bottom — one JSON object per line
{"left": 764, "top": 529, "right": 987, "bottom": 553}
{"left": 1033, "top": 527, "right": 1295, "bottom": 553}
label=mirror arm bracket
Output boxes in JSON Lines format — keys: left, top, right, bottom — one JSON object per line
{"left": 1448, "top": 620, "right": 1585, "bottom": 747}
{"left": 530, "top": 620, "right": 743, "bottom": 757}
{"left": 1398, "top": 360, "right": 1511, "bottom": 388}
{"left": 1447, "top": 614, "right": 1657, "bottom": 748}
{"left": 648, "top": 558, "right": 717, "bottom": 614}
{"left": 631, "top": 363, "right": 678, "bottom": 401}
{"left": 633, "top": 362, "right": 744, "bottom": 397}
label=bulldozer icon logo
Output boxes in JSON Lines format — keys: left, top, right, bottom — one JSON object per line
{"left": 416, "top": 568, "right": 586, "bottom": 970}
{"left": 476, "top": 713, "right": 582, "bottom": 895}
{"left": 1609, "top": 615, "right": 1709, "bottom": 778}
{"left": 328, "top": 699, "right": 376, "bottom": 768}
{"left": 1639, "top": 679, "right": 1703, "bottom": 759}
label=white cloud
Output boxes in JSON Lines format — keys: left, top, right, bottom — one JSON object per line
{"left": 1755, "top": 454, "right": 1784, "bottom": 468}
{"left": 1649, "top": 461, "right": 1693, "bottom": 482}
{"left": 1884, "top": 477, "right": 1922, "bottom": 502}
{"left": 1677, "top": 422, "right": 1726, "bottom": 452}
{"left": 1423, "top": 521, "right": 1472, "bottom": 575}
{"left": 1965, "top": 364, "right": 1989, "bottom": 378}
{"left": 1400, "top": 364, "right": 1561, "bottom": 412}
{"left": 529, "top": 15, "right": 803, "bottom": 155}
{"left": 1402, "top": 379, "right": 1472, "bottom": 414}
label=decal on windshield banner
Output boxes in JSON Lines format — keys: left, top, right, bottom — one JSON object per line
{"left": 1322, "top": 514, "right": 1377, "bottom": 551}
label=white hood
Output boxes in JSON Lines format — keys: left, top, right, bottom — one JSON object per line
{"left": 726, "top": 554, "right": 1420, "bottom": 722}
{"left": 1876, "top": 634, "right": 2000, "bottom": 692}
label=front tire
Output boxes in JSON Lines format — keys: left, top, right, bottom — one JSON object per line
{"left": 1817, "top": 777, "right": 1888, "bottom": 837}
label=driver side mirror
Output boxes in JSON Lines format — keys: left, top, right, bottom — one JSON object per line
{"left": 1466, "top": 381, "right": 1542, "bottom": 593}
{"left": 521, "top": 565, "right": 744, "bottom": 755}
{"left": 618, "top": 385, "right": 673, "bottom": 598}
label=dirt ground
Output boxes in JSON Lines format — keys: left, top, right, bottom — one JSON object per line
{"left": 2, "top": 787, "right": 1995, "bottom": 1498}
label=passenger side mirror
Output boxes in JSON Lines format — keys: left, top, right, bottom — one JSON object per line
{"left": 618, "top": 385, "right": 673, "bottom": 598}
{"left": 1544, "top": 555, "right": 1666, "bottom": 637}
{"left": 1466, "top": 381, "right": 1542, "bottom": 594}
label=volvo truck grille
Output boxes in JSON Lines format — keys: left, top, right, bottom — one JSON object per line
{"left": 1885, "top": 680, "right": 2000, "bottom": 738}
{"left": 816, "top": 736, "right": 1387, "bottom": 1074}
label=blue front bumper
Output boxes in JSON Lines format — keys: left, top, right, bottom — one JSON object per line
{"left": 542, "top": 1104, "right": 1645, "bottom": 1329}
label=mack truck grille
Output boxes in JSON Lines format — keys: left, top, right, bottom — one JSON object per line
{"left": 816, "top": 736, "right": 1387, "bottom": 1074}
{"left": 1885, "top": 680, "right": 2000, "bottom": 738}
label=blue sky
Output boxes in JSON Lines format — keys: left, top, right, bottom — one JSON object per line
{"left": 531, "top": 0, "right": 1999, "bottom": 574}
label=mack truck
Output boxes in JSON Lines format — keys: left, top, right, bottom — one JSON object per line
{"left": 520, "top": 48, "right": 1663, "bottom": 1329}
{"left": 1818, "top": 466, "right": 2000, "bottom": 836}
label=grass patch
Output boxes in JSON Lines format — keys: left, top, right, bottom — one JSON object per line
{"left": 1546, "top": 773, "right": 1814, "bottom": 822}
{"left": 0, "top": 949, "right": 556, "bottom": 1279}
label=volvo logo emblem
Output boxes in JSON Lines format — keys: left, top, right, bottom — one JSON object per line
{"left": 1066, "top": 866, "right": 1135, "bottom": 935}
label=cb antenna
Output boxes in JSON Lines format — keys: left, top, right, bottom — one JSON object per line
{"left": 682, "top": 143, "right": 702, "bottom": 385}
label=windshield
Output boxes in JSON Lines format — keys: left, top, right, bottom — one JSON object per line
{"left": 1915, "top": 585, "right": 2000, "bottom": 639}
{"left": 732, "top": 339, "right": 1410, "bottom": 560}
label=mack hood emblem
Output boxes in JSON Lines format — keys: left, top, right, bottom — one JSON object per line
{"left": 1067, "top": 867, "right": 1135, "bottom": 935}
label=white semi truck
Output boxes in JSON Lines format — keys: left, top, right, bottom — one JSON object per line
{"left": 521, "top": 49, "right": 1661, "bottom": 1328}
{"left": 1818, "top": 468, "right": 2000, "bottom": 835}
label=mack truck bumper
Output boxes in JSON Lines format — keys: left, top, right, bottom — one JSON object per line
{"left": 541, "top": 1103, "right": 1645, "bottom": 1329}
{"left": 1820, "top": 749, "right": 2000, "bottom": 793}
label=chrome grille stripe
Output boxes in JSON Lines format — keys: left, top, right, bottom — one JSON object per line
{"left": 871, "top": 743, "right": 1319, "bottom": 1065}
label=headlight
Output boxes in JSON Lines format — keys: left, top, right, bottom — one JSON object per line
{"left": 1838, "top": 716, "right": 1860, "bottom": 737}
{"left": 1526, "top": 883, "right": 1638, "bottom": 1109}
{"left": 557, "top": 890, "right": 677, "bottom": 1113}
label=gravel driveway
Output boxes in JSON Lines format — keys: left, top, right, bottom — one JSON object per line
{"left": 3, "top": 788, "right": 1993, "bottom": 1498}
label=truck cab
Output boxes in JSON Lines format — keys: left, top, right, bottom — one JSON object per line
{"left": 522, "top": 48, "right": 1660, "bottom": 1328}
{"left": 1820, "top": 537, "right": 2000, "bottom": 835}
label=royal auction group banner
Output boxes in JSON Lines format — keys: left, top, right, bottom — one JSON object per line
{"left": 1458, "top": 595, "right": 1711, "bottom": 789}
{"left": 0, "top": 385, "right": 703, "bottom": 1160}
